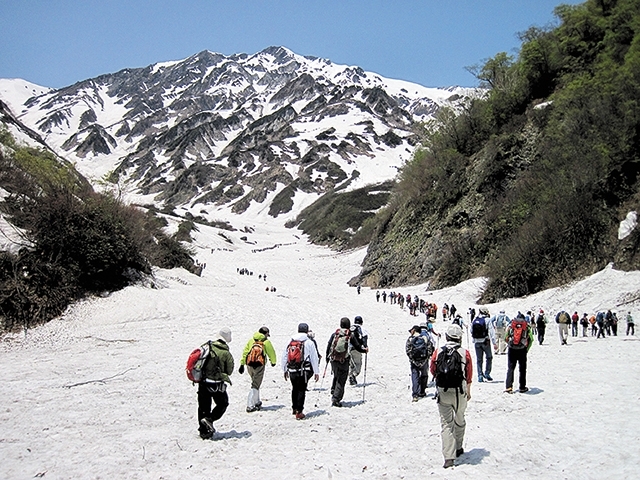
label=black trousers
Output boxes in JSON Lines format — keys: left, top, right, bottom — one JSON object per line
{"left": 505, "top": 347, "right": 527, "bottom": 390}
{"left": 290, "top": 371, "right": 310, "bottom": 413}
{"left": 197, "top": 387, "right": 229, "bottom": 433}
{"left": 331, "top": 360, "right": 350, "bottom": 403}
{"left": 537, "top": 328, "right": 545, "bottom": 344}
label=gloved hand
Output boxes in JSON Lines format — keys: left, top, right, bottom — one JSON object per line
{"left": 271, "top": 363, "right": 276, "bottom": 367}
{"left": 239, "top": 364, "right": 245, "bottom": 374}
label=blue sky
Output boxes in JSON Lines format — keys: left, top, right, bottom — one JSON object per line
{"left": 0, "top": 0, "right": 582, "bottom": 89}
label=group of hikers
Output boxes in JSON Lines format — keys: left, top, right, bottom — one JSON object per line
{"left": 375, "top": 290, "right": 448, "bottom": 319}
{"left": 192, "top": 302, "right": 635, "bottom": 469}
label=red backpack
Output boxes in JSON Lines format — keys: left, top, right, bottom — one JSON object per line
{"left": 186, "top": 341, "right": 212, "bottom": 383}
{"left": 286, "top": 339, "right": 305, "bottom": 371}
{"left": 509, "top": 320, "right": 529, "bottom": 349}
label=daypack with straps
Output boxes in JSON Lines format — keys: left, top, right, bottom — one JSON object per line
{"left": 408, "top": 335, "right": 433, "bottom": 364}
{"left": 471, "top": 317, "right": 488, "bottom": 339}
{"left": 495, "top": 314, "right": 507, "bottom": 329}
{"left": 286, "top": 339, "right": 305, "bottom": 371}
{"left": 435, "top": 345, "right": 465, "bottom": 393}
{"left": 330, "top": 328, "right": 350, "bottom": 362}
{"left": 186, "top": 341, "right": 221, "bottom": 383}
{"left": 508, "top": 319, "right": 529, "bottom": 349}
{"left": 246, "top": 341, "right": 266, "bottom": 368}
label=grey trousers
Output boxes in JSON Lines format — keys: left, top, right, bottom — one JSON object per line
{"left": 436, "top": 386, "right": 468, "bottom": 461}
{"left": 349, "top": 350, "right": 363, "bottom": 379}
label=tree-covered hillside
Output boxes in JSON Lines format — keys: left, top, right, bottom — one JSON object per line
{"left": 354, "top": 0, "right": 640, "bottom": 301}
{"left": 0, "top": 128, "right": 195, "bottom": 332}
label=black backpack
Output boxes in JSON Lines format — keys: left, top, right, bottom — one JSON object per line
{"left": 435, "top": 345, "right": 465, "bottom": 392}
{"left": 408, "top": 335, "right": 433, "bottom": 364}
{"left": 471, "top": 317, "right": 488, "bottom": 339}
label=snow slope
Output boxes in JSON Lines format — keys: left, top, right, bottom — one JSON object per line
{"left": 1, "top": 220, "right": 640, "bottom": 479}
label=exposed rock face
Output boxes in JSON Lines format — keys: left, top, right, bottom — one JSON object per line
{"left": 6, "top": 47, "right": 473, "bottom": 221}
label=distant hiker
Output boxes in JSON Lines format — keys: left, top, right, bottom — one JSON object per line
{"left": 596, "top": 311, "right": 606, "bottom": 338}
{"left": 442, "top": 303, "right": 449, "bottom": 321}
{"left": 571, "top": 311, "right": 579, "bottom": 337}
{"left": 282, "top": 323, "right": 320, "bottom": 420}
{"left": 450, "top": 304, "right": 457, "bottom": 320}
{"left": 611, "top": 311, "right": 619, "bottom": 336}
{"left": 326, "top": 317, "right": 368, "bottom": 407}
{"left": 349, "top": 316, "right": 369, "bottom": 386}
{"left": 357, "top": 285, "right": 361, "bottom": 295}
{"left": 605, "top": 310, "right": 613, "bottom": 336}
{"left": 504, "top": 313, "right": 534, "bottom": 394}
{"left": 491, "top": 310, "right": 510, "bottom": 355}
{"left": 589, "top": 314, "right": 597, "bottom": 336}
{"left": 536, "top": 310, "right": 547, "bottom": 344}
{"left": 471, "top": 307, "right": 495, "bottom": 382}
{"left": 580, "top": 313, "right": 590, "bottom": 337}
{"left": 382, "top": 291, "right": 387, "bottom": 303}
{"left": 468, "top": 308, "right": 476, "bottom": 325}
{"left": 555, "top": 310, "right": 571, "bottom": 345}
{"left": 239, "top": 326, "right": 277, "bottom": 413}
{"left": 627, "top": 312, "right": 635, "bottom": 335}
{"left": 430, "top": 324, "right": 473, "bottom": 469}
{"left": 406, "top": 325, "right": 435, "bottom": 401}
{"left": 198, "top": 327, "right": 234, "bottom": 439}
{"left": 376, "top": 291, "right": 381, "bottom": 302}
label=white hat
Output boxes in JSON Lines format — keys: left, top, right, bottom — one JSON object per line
{"left": 446, "top": 324, "right": 463, "bottom": 341}
{"left": 218, "top": 327, "right": 232, "bottom": 343}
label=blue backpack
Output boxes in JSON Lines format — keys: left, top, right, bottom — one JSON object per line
{"left": 471, "top": 317, "right": 488, "bottom": 339}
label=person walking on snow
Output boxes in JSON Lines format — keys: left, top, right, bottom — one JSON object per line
{"left": 571, "top": 311, "right": 579, "bottom": 337}
{"left": 239, "top": 326, "right": 277, "bottom": 412}
{"left": 349, "top": 316, "right": 369, "bottom": 385}
{"left": 627, "top": 312, "right": 635, "bottom": 335}
{"left": 535, "top": 310, "right": 547, "bottom": 344}
{"left": 490, "top": 310, "right": 510, "bottom": 355}
{"left": 471, "top": 307, "right": 495, "bottom": 382}
{"left": 504, "top": 313, "right": 534, "bottom": 393}
{"left": 326, "top": 317, "right": 368, "bottom": 407}
{"left": 406, "top": 325, "right": 434, "bottom": 401}
{"left": 198, "top": 327, "right": 234, "bottom": 439}
{"left": 556, "top": 310, "right": 571, "bottom": 345}
{"left": 430, "top": 324, "right": 473, "bottom": 469}
{"left": 282, "top": 323, "right": 320, "bottom": 420}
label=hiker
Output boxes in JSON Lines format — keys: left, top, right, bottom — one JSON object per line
{"left": 239, "top": 326, "right": 277, "bottom": 413}
{"left": 326, "top": 317, "right": 368, "bottom": 407}
{"left": 589, "top": 314, "right": 598, "bottom": 336}
{"left": 349, "top": 316, "right": 369, "bottom": 385}
{"left": 605, "top": 310, "right": 613, "bottom": 335}
{"left": 504, "top": 313, "right": 534, "bottom": 394}
{"left": 535, "top": 310, "right": 547, "bottom": 344}
{"left": 627, "top": 312, "right": 635, "bottom": 335}
{"left": 580, "top": 313, "right": 590, "bottom": 337}
{"left": 555, "top": 310, "right": 571, "bottom": 345}
{"left": 611, "top": 311, "right": 619, "bottom": 336}
{"left": 382, "top": 291, "right": 387, "bottom": 303}
{"left": 471, "top": 307, "right": 495, "bottom": 382}
{"left": 430, "top": 324, "right": 473, "bottom": 469}
{"left": 376, "top": 291, "right": 381, "bottom": 302}
{"left": 406, "top": 324, "right": 434, "bottom": 401}
{"left": 282, "top": 323, "right": 320, "bottom": 420}
{"left": 198, "top": 327, "right": 234, "bottom": 439}
{"left": 571, "top": 312, "right": 579, "bottom": 337}
{"left": 491, "top": 310, "right": 510, "bottom": 355}
{"left": 450, "top": 304, "right": 457, "bottom": 320}
{"left": 596, "top": 311, "right": 606, "bottom": 338}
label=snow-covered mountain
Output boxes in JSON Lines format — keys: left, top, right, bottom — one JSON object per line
{"left": 0, "top": 47, "right": 473, "bottom": 225}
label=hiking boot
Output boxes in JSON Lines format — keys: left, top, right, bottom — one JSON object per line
{"left": 295, "top": 412, "right": 306, "bottom": 420}
{"left": 246, "top": 406, "right": 258, "bottom": 413}
{"left": 478, "top": 375, "right": 484, "bottom": 382}
{"left": 504, "top": 387, "right": 513, "bottom": 394}
{"left": 199, "top": 430, "right": 213, "bottom": 440}
{"left": 412, "top": 396, "right": 419, "bottom": 402}
{"left": 484, "top": 374, "right": 493, "bottom": 381}
{"left": 332, "top": 400, "right": 342, "bottom": 407}
{"left": 349, "top": 376, "right": 357, "bottom": 386}
{"left": 443, "top": 459, "right": 454, "bottom": 469}
{"left": 292, "top": 409, "right": 298, "bottom": 415}
{"left": 199, "top": 418, "right": 215, "bottom": 437}
{"left": 519, "top": 387, "right": 529, "bottom": 393}
{"left": 456, "top": 448, "right": 464, "bottom": 457}
{"left": 255, "top": 401, "right": 263, "bottom": 410}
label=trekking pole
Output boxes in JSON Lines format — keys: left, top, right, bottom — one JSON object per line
{"left": 319, "top": 360, "right": 328, "bottom": 389}
{"left": 362, "top": 353, "right": 368, "bottom": 402}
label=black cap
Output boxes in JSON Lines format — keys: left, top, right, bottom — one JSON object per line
{"left": 354, "top": 316, "right": 363, "bottom": 325}
{"left": 298, "top": 323, "right": 309, "bottom": 333}
{"left": 340, "top": 317, "right": 351, "bottom": 328}
{"left": 409, "top": 325, "right": 421, "bottom": 333}
{"left": 259, "top": 326, "right": 270, "bottom": 337}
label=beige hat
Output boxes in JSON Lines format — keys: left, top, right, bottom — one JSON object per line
{"left": 446, "top": 324, "right": 463, "bottom": 341}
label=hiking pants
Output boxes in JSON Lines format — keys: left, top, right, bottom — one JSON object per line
{"left": 571, "top": 323, "right": 578, "bottom": 337}
{"left": 628, "top": 324, "right": 635, "bottom": 335}
{"left": 591, "top": 324, "right": 597, "bottom": 336}
{"left": 290, "top": 370, "right": 310, "bottom": 413}
{"left": 612, "top": 323, "right": 618, "bottom": 336}
{"left": 558, "top": 324, "right": 569, "bottom": 344}
{"left": 436, "top": 386, "right": 468, "bottom": 461}
{"left": 537, "top": 327, "right": 545, "bottom": 345}
{"left": 582, "top": 325, "right": 588, "bottom": 337}
{"left": 349, "top": 350, "right": 363, "bottom": 380}
{"left": 410, "top": 361, "right": 429, "bottom": 397}
{"left": 248, "top": 365, "right": 266, "bottom": 390}
{"left": 331, "top": 360, "right": 350, "bottom": 403}
{"left": 505, "top": 347, "right": 527, "bottom": 391}
{"left": 597, "top": 323, "right": 606, "bottom": 338}
{"left": 474, "top": 340, "right": 493, "bottom": 377}
{"left": 197, "top": 387, "right": 229, "bottom": 433}
{"left": 495, "top": 328, "right": 507, "bottom": 354}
